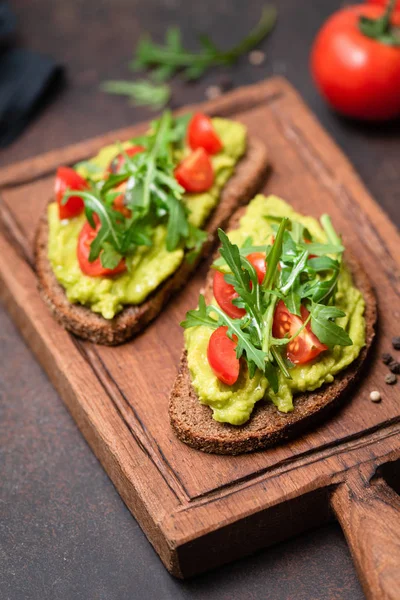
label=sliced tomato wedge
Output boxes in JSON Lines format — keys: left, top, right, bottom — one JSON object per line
{"left": 174, "top": 148, "right": 214, "bottom": 193}
{"left": 77, "top": 215, "right": 126, "bottom": 277}
{"left": 272, "top": 300, "right": 328, "bottom": 364}
{"left": 213, "top": 253, "right": 267, "bottom": 318}
{"left": 55, "top": 167, "right": 88, "bottom": 220}
{"left": 207, "top": 326, "right": 239, "bottom": 386}
{"left": 108, "top": 145, "right": 145, "bottom": 174}
{"left": 188, "top": 113, "right": 223, "bottom": 155}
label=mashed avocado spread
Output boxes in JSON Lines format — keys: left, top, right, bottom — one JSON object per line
{"left": 48, "top": 118, "right": 246, "bottom": 319}
{"left": 184, "top": 195, "right": 366, "bottom": 425}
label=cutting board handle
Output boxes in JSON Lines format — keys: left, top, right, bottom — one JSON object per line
{"left": 330, "top": 467, "right": 400, "bottom": 600}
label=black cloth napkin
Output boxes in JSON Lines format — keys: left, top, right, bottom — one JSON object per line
{"left": 0, "top": 2, "right": 64, "bottom": 147}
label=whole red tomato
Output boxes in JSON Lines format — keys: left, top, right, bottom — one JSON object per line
{"left": 311, "top": 4, "right": 400, "bottom": 120}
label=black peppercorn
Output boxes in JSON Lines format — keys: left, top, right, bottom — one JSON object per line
{"left": 385, "top": 373, "right": 397, "bottom": 385}
{"left": 389, "top": 361, "right": 400, "bottom": 375}
{"left": 392, "top": 337, "right": 400, "bottom": 351}
{"left": 382, "top": 352, "right": 393, "bottom": 365}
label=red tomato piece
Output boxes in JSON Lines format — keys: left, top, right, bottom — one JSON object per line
{"left": 213, "top": 253, "right": 267, "bottom": 318}
{"left": 77, "top": 216, "right": 126, "bottom": 277}
{"left": 245, "top": 252, "right": 267, "bottom": 284}
{"left": 174, "top": 148, "right": 214, "bottom": 193}
{"left": 207, "top": 326, "right": 239, "bottom": 386}
{"left": 108, "top": 145, "right": 145, "bottom": 174}
{"left": 188, "top": 113, "right": 223, "bottom": 155}
{"left": 311, "top": 5, "right": 400, "bottom": 121}
{"left": 55, "top": 167, "right": 88, "bottom": 220}
{"left": 272, "top": 300, "right": 328, "bottom": 365}
{"left": 213, "top": 270, "right": 246, "bottom": 319}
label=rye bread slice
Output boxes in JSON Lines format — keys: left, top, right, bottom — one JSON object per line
{"left": 169, "top": 208, "right": 377, "bottom": 455}
{"left": 34, "top": 137, "right": 268, "bottom": 345}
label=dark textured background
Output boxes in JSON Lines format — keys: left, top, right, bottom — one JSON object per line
{"left": 1, "top": 1, "right": 399, "bottom": 598}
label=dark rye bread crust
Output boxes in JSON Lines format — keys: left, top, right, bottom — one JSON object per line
{"left": 169, "top": 207, "right": 377, "bottom": 455}
{"left": 34, "top": 137, "right": 268, "bottom": 345}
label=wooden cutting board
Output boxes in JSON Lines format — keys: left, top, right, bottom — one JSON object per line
{"left": 1, "top": 77, "right": 400, "bottom": 597}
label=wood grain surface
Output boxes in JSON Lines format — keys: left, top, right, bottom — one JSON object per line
{"left": 1, "top": 77, "right": 400, "bottom": 592}
{"left": 2, "top": 1, "right": 400, "bottom": 598}
{"left": 331, "top": 468, "right": 400, "bottom": 600}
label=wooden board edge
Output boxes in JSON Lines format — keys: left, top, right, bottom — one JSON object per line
{"left": 0, "top": 226, "right": 183, "bottom": 575}
{"left": 271, "top": 78, "right": 400, "bottom": 269}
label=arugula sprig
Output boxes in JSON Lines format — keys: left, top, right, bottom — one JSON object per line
{"left": 182, "top": 212, "right": 353, "bottom": 388}
{"left": 63, "top": 111, "right": 207, "bottom": 268}
{"left": 132, "top": 6, "right": 277, "bottom": 81}
{"left": 101, "top": 7, "right": 277, "bottom": 110}
{"left": 100, "top": 79, "right": 171, "bottom": 111}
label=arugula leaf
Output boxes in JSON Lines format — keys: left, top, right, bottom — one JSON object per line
{"left": 185, "top": 224, "right": 208, "bottom": 265}
{"left": 285, "top": 285, "right": 301, "bottom": 316}
{"left": 320, "top": 214, "right": 342, "bottom": 248}
{"left": 264, "top": 359, "right": 279, "bottom": 393}
{"left": 63, "top": 189, "right": 124, "bottom": 261}
{"left": 298, "top": 241, "right": 344, "bottom": 256}
{"left": 100, "top": 79, "right": 171, "bottom": 111}
{"left": 311, "top": 304, "right": 352, "bottom": 347}
{"left": 263, "top": 218, "right": 288, "bottom": 290}
{"left": 307, "top": 256, "right": 340, "bottom": 272}
{"left": 131, "top": 6, "right": 277, "bottom": 81}
{"left": 280, "top": 249, "right": 308, "bottom": 295}
{"left": 271, "top": 346, "right": 291, "bottom": 380}
{"left": 164, "top": 194, "right": 189, "bottom": 251}
{"left": 218, "top": 230, "right": 263, "bottom": 331}
{"left": 180, "top": 295, "right": 219, "bottom": 329}
{"left": 101, "top": 243, "right": 124, "bottom": 269}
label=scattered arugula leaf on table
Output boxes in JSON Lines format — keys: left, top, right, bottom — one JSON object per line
{"left": 100, "top": 79, "right": 171, "bottom": 111}
{"left": 101, "top": 5, "right": 277, "bottom": 110}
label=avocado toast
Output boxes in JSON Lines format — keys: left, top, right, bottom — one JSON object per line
{"left": 35, "top": 111, "right": 268, "bottom": 345}
{"left": 170, "top": 195, "right": 377, "bottom": 454}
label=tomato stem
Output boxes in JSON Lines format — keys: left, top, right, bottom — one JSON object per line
{"left": 380, "top": 0, "right": 397, "bottom": 30}
{"left": 359, "top": 0, "right": 400, "bottom": 46}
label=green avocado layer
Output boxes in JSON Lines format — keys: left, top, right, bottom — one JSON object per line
{"left": 184, "top": 195, "right": 366, "bottom": 425}
{"left": 47, "top": 118, "right": 246, "bottom": 319}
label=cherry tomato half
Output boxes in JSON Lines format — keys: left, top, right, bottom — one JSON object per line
{"left": 245, "top": 252, "right": 267, "bottom": 284}
{"left": 108, "top": 145, "right": 145, "bottom": 174}
{"left": 272, "top": 300, "right": 328, "bottom": 365}
{"left": 213, "top": 270, "right": 245, "bottom": 319}
{"left": 213, "top": 253, "right": 267, "bottom": 319}
{"left": 55, "top": 167, "right": 88, "bottom": 220}
{"left": 207, "top": 326, "right": 239, "bottom": 386}
{"left": 188, "top": 113, "right": 223, "bottom": 155}
{"left": 77, "top": 216, "right": 126, "bottom": 278}
{"left": 311, "top": 5, "right": 400, "bottom": 120}
{"left": 174, "top": 148, "right": 214, "bottom": 193}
